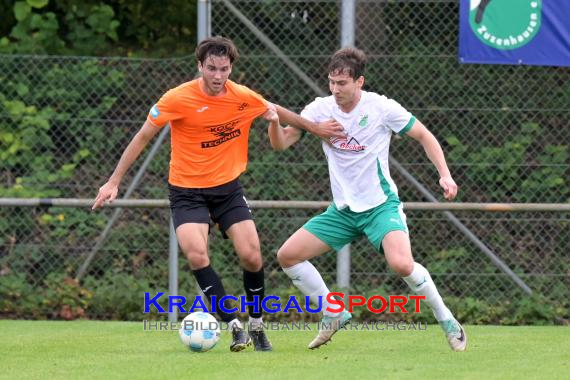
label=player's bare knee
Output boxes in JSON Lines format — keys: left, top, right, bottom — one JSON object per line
{"left": 237, "top": 244, "right": 262, "bottom": 271}
{"left": 277, "top": 246, "right": 295, "bottom": 267}
{"left": 385, "top": 252, "right": 413, "bottom": 276}
{"left": 240, "top": 252, "right": 262, "bottom": 271}
{"left": 185, "top": 249, "right": 209, "bottom": 270}
{"left": 391, "top": 259, "right": 413, "bottom": 277}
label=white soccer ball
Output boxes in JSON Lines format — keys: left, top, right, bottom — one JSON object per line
{"left": 179, "top": 312, "right": 221, "bottom": 352}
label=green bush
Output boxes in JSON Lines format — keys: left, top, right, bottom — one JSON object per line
{"left": 0, "top": 0, "right": 197, "bottom": 57}
{"left": 0, "top": 273, "right": 91, "bottom": 319}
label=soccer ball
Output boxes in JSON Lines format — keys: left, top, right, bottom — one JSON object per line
{"left": 179, "top": 312, "right": 221, "bottom": 352}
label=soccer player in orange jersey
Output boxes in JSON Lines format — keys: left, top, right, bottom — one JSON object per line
{"left": 92, "top": 36, "right": 344, "bottom": 352}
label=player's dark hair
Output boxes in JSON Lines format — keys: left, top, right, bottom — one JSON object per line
{"left": 328, "top": 47, "right": 367, "bottom": 80}
{"left": 195, "top": 36, "right": 240, "bottom": 65}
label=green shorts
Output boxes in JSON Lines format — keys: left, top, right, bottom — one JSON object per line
{"left": 303, "top": 198, "right": 408, "bottom": 253}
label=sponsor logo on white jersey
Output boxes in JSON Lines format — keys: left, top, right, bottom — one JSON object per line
{"left": 329, "top": 136, "right": 367, "bottom": 152}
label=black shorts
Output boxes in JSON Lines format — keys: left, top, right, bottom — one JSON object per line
{"left": 168, "top": 178, "right": 253, "bottom": 237}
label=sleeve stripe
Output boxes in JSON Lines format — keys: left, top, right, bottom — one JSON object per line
{"left": 398, "top": 115, "right": 416, "bottom": 136}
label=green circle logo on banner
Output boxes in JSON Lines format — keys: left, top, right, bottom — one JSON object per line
{"left": 469, "top": 0, "right": 542, "bottom": 50}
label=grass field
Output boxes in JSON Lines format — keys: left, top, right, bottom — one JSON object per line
{"left": 1, "top": 320, "right": 568, "bottom": 380}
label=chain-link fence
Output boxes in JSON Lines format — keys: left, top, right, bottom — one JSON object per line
{"left": 1, "top": 0, "right": 568, "bottom": 322}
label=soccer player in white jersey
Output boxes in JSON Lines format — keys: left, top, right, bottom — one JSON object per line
{"left": 268, "top": 47, "right": 467, "bottom": 352}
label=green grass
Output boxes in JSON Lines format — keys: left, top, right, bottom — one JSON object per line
{"left": 0, "top": 321, "right": 568, "bottom": 380}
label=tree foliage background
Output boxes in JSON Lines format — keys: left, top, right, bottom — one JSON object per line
{"left": 0, "top": 0, "right": 198, "bottom": 57}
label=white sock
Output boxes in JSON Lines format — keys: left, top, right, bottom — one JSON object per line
{"left": 282, "top": 261, "right": 339, "bottom": 317}
{"left": 403, "top": 262, "right": 453, "bottom": 321}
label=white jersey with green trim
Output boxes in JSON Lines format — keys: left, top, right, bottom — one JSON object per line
{"left": 301, "top": 91, "right": 415, "bottom": 212}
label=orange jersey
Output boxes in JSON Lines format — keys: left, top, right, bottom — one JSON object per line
{"left": 147, "top": 79, "right": 268, "bottom": 188}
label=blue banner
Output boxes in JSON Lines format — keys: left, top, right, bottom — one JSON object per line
{"left": 459, "top": 0, "right": 570, "bottom": 67}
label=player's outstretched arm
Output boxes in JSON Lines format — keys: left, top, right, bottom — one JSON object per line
{"left": 405, "top": 119, "right": 458, "bottom": 200}
{"left": 268, "top": 124, "right": 303, "bottom": 151}
{"left": 262, "top": 107, "right": 302, "bottom": 151}
{"left": 274, "top": 104, "right": 345, "bottom": 139}
{"left": 92, "top": 120, "right": 161, "bottom": 210}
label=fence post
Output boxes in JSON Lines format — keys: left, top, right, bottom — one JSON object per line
{"left": 341, "top": 0, "right": 356, "bottom": 47}
{"left": 337, "top": 244, "right": 351, "bottom": 303}
{"left": 197, "top": 0, "right": 211, "bottom": 42}
{"left": 168, "top": 218, "right": 179, "bottom": 323}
